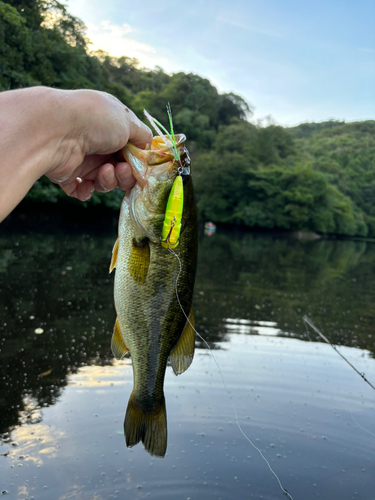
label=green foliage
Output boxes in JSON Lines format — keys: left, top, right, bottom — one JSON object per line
{"left": 0, "top": 0, "right": 95, "bottom": 90}
{"left": 3, "top": 0, "right": 374, "bottom": 237}
{"left": 0, "top": 1, "right": 36, "bottom": 89}
{"left": 26, "top": 177, "right": 63, "bottom": 203}
{"left": 194, "top": 118, "right": 375, "bottom": 236}
{"left": 195, "top": 152, "right": 364, "bottom": 236}
{"left": 290, "top": 120, "right": 375, "bottom": 235}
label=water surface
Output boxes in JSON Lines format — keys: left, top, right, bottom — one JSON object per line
{"left": 0, "top": 223, "right": 374, "bottom": 499}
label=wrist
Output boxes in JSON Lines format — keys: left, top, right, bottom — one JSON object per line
{"left": 5, "top": 87, "right": 82, "bottom": 179}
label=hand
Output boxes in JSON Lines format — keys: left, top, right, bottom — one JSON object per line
{"left": 0, "top": 87, "right": 153, "bottom": 221}
{"left": 44, "top": 90, "right": 152, "bottom": 201}
{"left": 46, "top": 154, "right": 137, "bottom": 202}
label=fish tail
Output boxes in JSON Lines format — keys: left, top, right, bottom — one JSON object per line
{"left": 124, "top": 392, "right": 167, "bottom": 458}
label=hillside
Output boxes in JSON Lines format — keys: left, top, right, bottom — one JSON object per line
{"left": 1, "top": 0, "right": 374, "bottom": 236}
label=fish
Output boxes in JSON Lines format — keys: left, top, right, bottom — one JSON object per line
{"left": 109, "top": 132, "right": 198, "bottom": 458}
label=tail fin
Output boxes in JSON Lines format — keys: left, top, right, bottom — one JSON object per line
{"left": 124, "top": 392, "right": 167, "bottom": 458}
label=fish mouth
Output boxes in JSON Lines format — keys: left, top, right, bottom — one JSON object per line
{"left": 123, "top": 134, "right": 187, "bottom": 188}
{"left": 125, "top": 134, "right": 186, "bottom": 164}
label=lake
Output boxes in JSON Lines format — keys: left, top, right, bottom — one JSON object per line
{"left": 1, "top": 219, "right": 374, "bottom": 500}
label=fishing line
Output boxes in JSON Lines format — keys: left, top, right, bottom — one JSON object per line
{"left": 304, "top": 317, "right": 375, "bottom": 443}
{"left": 350, "top": 412, "right": 375, "bottom": 438}
{"left": 168, "top": 248, "right": 294, "bottom": 500}
{"left": 303, "top": 316, "right": 375, "bottom": 392}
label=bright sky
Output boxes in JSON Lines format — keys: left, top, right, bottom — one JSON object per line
{"left": 67, "top": 0, "right": 374, "bottom": 126}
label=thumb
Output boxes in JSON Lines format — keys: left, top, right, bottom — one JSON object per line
{"left": 127, "top": 110, "right": 153, "bottom": 149}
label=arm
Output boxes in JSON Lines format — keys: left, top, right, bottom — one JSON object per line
{"left": 0, "top": 86, "right": 152, "bottom": 222}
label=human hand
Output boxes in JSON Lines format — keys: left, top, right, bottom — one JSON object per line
{"left": 46, "top": 153, "right": 137, "bottom": 201}
{"left": 45, "top": 90, "right": 152, "bottom": 201}
{"left": 0, "top": 87, "right": 153, "bottom": 222}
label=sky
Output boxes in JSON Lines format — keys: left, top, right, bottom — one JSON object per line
{"left": 67, "top": 0, "right": 375, "bottom": 126}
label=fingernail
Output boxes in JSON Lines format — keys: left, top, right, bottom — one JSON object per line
{"left": 99, "top": 181, "right": 111, "bottom": 192}
{"left": 83, "top": 187, "right": 95, "bottom": 201}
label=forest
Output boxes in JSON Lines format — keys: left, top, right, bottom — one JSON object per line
{"left": 1, "top": 0, "right": 374, "bottom": 237}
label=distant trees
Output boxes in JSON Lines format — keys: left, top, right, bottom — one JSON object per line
{"left": 2, "top": 0, "right": 375, "bottom": 237}
{"left": 290, "top": 121, "right": 375, "bottom": 236}
{"left": 0, "top": 0, "right": 93, "bottom": 90}
{"left": 193, "top": 120, "right": 370, "bottom": 236}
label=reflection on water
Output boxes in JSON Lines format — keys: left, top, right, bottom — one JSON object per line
{"left": 0, "top": 337, "right": 374, "bottom": 499}
{"left": 224, "top": 318, "right": 280, "bottom": 336}
{"left": 1, "top": 222, "right": 375, "bottom": 499}
{"left": 195, "top": 232, "right": 375, "bottom": 352}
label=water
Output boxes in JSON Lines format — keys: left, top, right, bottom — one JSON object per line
{"left": 0, "top": 220, "right": 375, "bottom": 499}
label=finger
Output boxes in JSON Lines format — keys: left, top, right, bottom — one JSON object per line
{"left": 60, "top": 178, "right": 95, "bottom": 201}
{"left": 76, "top": 179, "right": 95, "bottom": 201}
{"left": 127, "top": 111, "right": 153, "bottom": 149}
{"left": 75, "top": 154, "right": 115, "bottom": 180}
{"left": 115, "top": 162, "right": 136, "bottom": 191}
{"left": 94, "top": 163, "right": 117, "bottom": 192}
{"left": 47, "top": 154, "right": 114, "bottom": 186}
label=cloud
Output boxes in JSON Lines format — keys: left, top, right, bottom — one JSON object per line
{"left": 11, "top": 424, "right": 66, "bottom": 465}
{"left": 72, "top": 362, "right": 131, "bottom": 388}
{"left": 217, "top": 17, "right": 283, "bottom": 38}
{"left": 85, "top": 20, "right": 169, "bottom": 69}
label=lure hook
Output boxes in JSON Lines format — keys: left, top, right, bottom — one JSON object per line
{"left": 144, "top": 105, "right": 185, "bottom": 251}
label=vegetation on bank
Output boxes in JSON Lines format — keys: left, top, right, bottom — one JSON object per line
{"left": 2, "top": 0, "right": 374, "bottom": 236}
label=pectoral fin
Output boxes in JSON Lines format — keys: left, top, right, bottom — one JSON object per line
{"left": 170, "top": 308, "right": 195, "bottom": 375}
{"left": 111, "top": 317, "right": 129, "bottom": 360}
{"left": 128, "top": 238, "right": 150, "bottom": 284}
{"left": 109, "top": 237, "right": 119, "bottom": 273}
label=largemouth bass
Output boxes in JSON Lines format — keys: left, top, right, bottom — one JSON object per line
{"left": 109, "top": 134, "right": 198, "bottom": 458}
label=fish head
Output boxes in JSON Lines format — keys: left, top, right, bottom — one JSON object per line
{"left": 122, "top": 134, "right": 191, "bottom": 242}
{"left": 123, "top": 134, "right": 188, "bottom": 183}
